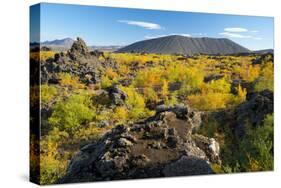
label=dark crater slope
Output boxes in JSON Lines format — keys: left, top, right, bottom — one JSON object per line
{"left": 117, "top": 35, "right": 250, "bottom": 55}
{"left": 58, "top": 104, "right": 221, "bottom": 183}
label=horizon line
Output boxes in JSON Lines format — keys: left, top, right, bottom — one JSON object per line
{"left": 30, "top": 36, "right": 273, "bottom": 51}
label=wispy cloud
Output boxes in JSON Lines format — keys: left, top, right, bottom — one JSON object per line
{"left": 224, "top": 27, "right": 248, "bottom": 32}
{"left": 144, "top": 33, "right": 191, "bottom": 39}
{"left": 220, "top": 27, "right": 262, "bottom": 40}
{"left": 219, "top": 32, "right": 251, "bottom": 38}
{"left": 117, "top": 20, "right": 162, "bottom": 30}
{"left": 219, "top": 32, "right": 262, "bottom": 40}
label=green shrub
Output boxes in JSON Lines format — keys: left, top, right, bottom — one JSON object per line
{"left": 254, "top": 62, "right": 273, "bottom": 92}
{"left": 222, "top": 114, "right": 274, "bottom": 172}
{"left": 48, "top": 94, "right": 95, "bottom": 131}
{"left": 164, "top": 92, "right": 178, "bottom": 106}
{"left": 238, "top": 114, "right": 274, "bottom": 171}
{"left": 100, "top": 75, "right": 115, "bottom": 89}
{"left": 142, "top": 87, "right": 159, "bottom": 105}
{"left": 72, "top": 124, "right": 106, "bottom": 143}
{"left": 122, "top": 86, "right": 153, "bottom": 120}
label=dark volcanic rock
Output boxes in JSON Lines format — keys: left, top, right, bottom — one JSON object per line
{"left": 155, "top": 104, "right": 202, "bottom": 132}
{"left": 90, "top": 50, "right": 104, "bottom": 58}
{"left": 58, "top": 104, "right": 219, "bottom": 183}
{"left": 231, "top": 79, "right": 252, "bottom": 95}
{"left": 193, "top": 134, "right": 221, "bottom": 164}
{"left": 162, "top": 156, "right": 213, "bottom": 176}
{"left": 68, "top": 37, "right": 91, "bottom": 60}
{"left": 107, "top": 84, "right": 128, "bottom": 106}
{"left": 168, "top": 81, "right": 182, "bottom": 91}
{"left": 252, "top": 53, "right": 273, "bottom": 65}
{"left": 41, "top": 46, "right": 52, "bottom": 51}
{"left": 204, "top": 74, "right": 224, "bottom": 83}
{"left": 234, "top": 89, "right": 273, "bottom": 137}
{"left": 40, "top": 37, "right": 114, "bottom": 85}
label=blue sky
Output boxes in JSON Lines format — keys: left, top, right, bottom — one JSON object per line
{"left": 31, "top": 3, "right": 274, "bottom": 50}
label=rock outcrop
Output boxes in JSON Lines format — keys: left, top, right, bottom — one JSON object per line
{"left": 40, "top": 37, "right": 117, "bottom": 85}
{"left": 234, "top": 89, "right": 273, "bottom": 137}
{"left": 67, "top": 37, "right": 91, "bottom": 60}
{"left": 91, "top": 85, "right": 128, "bottom": 107}
{"left": 108, "top": 84, "right": 128, "bottom": 106}
{"left": 58, "top": 104, "right": 220, "bottom": 183}
{"left": 252, "top": 53, "right": 273, "bottom": 65}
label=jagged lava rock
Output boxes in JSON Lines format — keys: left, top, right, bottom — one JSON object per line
{"left": 58, "top": 104, "right": 220, "bottom": 183}
{"left": 107, "top": 84, "right": 128, "bottom": 106}
{"left": 235, "top": 89, "right": 273, "bottom": 137}
{"left": 67, "top": 37, "right": 91, "bottom": 60}
{"left": 40, "top": 37, "right": 117, "bottom": 85}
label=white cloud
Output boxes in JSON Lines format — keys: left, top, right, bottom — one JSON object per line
{"left": 144, "top": 33, "right": 191, "bottom": 39}
{"left": 219, "top": 27, "right": 262, "bottom": 40}
{"left": 117, "top": 20, "right": 162, "bottom": 30}
{"left": 219, "top": 32, "right": 263, "bottom": 40}
{"left": 219, "top": 32, "right": 251, "bottom": 38}
{"left": 224, "top": 27, "right": 248, "bottom": 32}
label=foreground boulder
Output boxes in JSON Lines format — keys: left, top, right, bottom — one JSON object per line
{"left": 58, "top": 104, "right": 220, "bottom": 183}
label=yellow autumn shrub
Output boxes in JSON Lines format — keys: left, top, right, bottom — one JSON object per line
{"left": 187, "top": 92, "right": 232, "bottom": 111}
{"left": 40, "top": 84, "right": 58, "bottom": 106}
{"left": 121, "top": 86, "right": 153, "bottom": 120}
{"left": 239, "top": 64, "right": 260, "bottom": 82}
{"left": 112, "top": 106, "right": 129, "bottom": 123}
{"left": 57, "top": 73, "right": 84, "bottom": 89}
{"left": 254, "top": 62, "right": 273, "bottom": 91}
{"left": 30, "top": 51, "right": 56, "bottom": 62}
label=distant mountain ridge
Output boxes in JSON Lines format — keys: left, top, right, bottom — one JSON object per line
{"left": 40, "top": 38, "right": 75, "bottom": 51}
{"left": 42, "top": 37, "right": 74, "bottom": 46}
{"left": 31, "top": 38, "right": 123, "bottom": 52}
{"left": 117, "top": 35, "right": 251, "bottom": 55}
{"left": 91, "top": 45, "right": 123, "bottom": 52}
{"left": 253, "top": 49, "right": 274, "bottom": 54}
{"left": 30, "top": 36, "right": 272, "bottom": 55}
